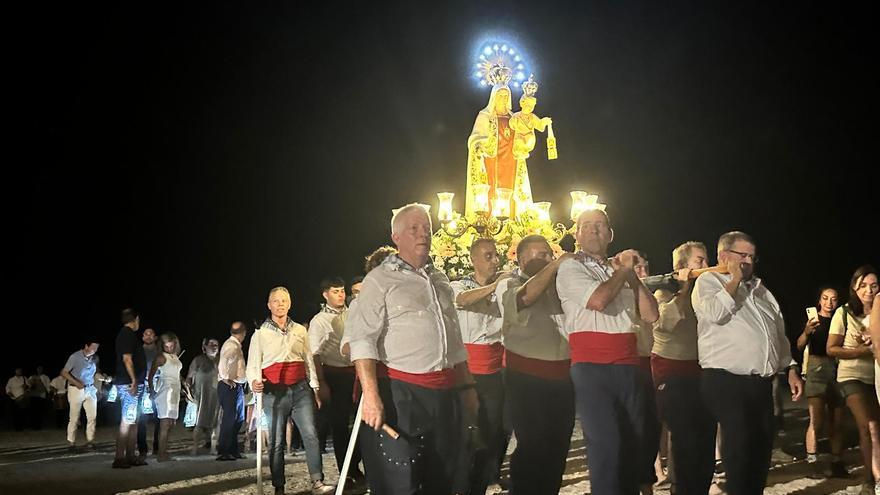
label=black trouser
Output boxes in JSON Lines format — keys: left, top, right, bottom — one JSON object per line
{"left": 366, "top": 379, "right": 461, "bottom": 495}
{"left": 11, "top": 397, "right": 29, "bottom": 431}
{"left": 571, "top": 362, "right": 647, "bottom": 495}
{"left": 702, "top": 369, "right": 774, "bottom": 495}
{"left": 358, "top": 377, "right": 396, "bottom": 494}
{"left": 29, "top": 397, "right": 47, "bottom": 430}
{"left": 506, "top": 369, "right": 575, "bottom": 495}
{"left": 656, "top": 373, "right": 715, "bottom": 495}
{"left": 639, "top": 365, "right": 660, "bottom": 486}
{"left": 324, "top": 370, "right": 362, "bottom": 475}
{"left": 453, "top": 371, "right": 506, "bottom": 495}
{"left": 217, "top": 382, "right": 245, "bottom": 457}
{"left": 136, "top": 412, "right": 159, "bottom": 454}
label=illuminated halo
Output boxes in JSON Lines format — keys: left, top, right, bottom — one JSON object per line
{"left": 472, "top": 40, "right": 531, "bottom": 89}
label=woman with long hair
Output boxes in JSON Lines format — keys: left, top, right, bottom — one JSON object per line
{"left": 797, "top": 287, "right": 845, "bottom": 476}
{"left": 186, "top": 337, "right": 220, "bottom": 455}
{"left": 827, "top": 265, "right": 880, "bottom": 494}
{"left": 148, "top": 332, "right": 183, "bottom": 461}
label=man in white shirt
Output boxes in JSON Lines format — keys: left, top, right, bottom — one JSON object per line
{"left": 556, "top": 209, "right": 659, "bottom": 495}
{"left": 451, "top": 238, "right": 507, "bottom": 495}
{"left": 217, "top": 321, "right": 248, "bottom": 461}
{"left": 496, "top": 234, "right": 576, "bottom": 494}
{"left": 6, "top": 368, "right": 29, "bottom": 431}
{"left": 347, "top": 204, "right": 478, "bottom": 495}
{"left": 309, "top": 276, "right": 366, "bottom": 489}
{"left": 247, "top": 287, "right": 334, "bottom": 495}
{"left": 652, "top": 241, "right": 716, "bottom": 494}
{"left": 692, "top": 231, "right": 803, "bottom": 495}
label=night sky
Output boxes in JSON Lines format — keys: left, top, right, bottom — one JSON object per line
{"left": 12, "top": 2, "right": 877, "bottom": 379}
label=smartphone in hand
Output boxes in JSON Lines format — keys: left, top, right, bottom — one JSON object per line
{"left": 806, "top": 307, "right": 819, "bottom": 323}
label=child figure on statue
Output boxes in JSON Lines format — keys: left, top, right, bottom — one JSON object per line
{"left": 510, "top": 75, "right": 552, "bottom": 160}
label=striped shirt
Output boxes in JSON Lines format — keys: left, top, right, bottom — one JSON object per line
{"left": 346, "top": 255, "right": 468, "bottom": 373}
{"left": 309, "top": 305, "right": 351, "bottom": 368}
{"left": 450, "top": 275, "right": 503, "bottom": 345}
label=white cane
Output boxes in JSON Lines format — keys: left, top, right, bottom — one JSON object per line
{"left": 256, "top": 391, "right": 263, "bottom": 495}
{"left": 334, "top": 395, "right": 364, "bottom": 495}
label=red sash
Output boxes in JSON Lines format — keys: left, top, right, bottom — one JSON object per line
{"left": 464, "top": 343, "right": 505, "bottom": 375}
{"left": 262, "top": 362, "right": 306, "bottom": 385}
{"left": 651, "top": 354, "right": 701, "bottom": 385}
{"left": 569, "top": 331, "right": 640, "bottom": 365}
{"left": 387, "top": 367, "right": 457, "bottom": 390}
{"left": 505, "top": 350, "right": 571, "bottom": 381}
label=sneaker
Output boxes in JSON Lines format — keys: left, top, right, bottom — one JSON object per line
{"left": 84, "top": 442, "right": 96, "bottom": 451}
{"left": 68, "top": 443, "right": 77, "bottom": 454}
{"left": 312, "top": 480, "right": 336, "bottom": 495}
{"left": 111, "top": 459, "right": 131, "bottom": 469}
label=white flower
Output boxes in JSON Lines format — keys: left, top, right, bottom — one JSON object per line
{"left": 450, "top": 256, "right": 459, "bottom": 264}
{"left": 449, "top": 268, "right": 458, "bottom": 278}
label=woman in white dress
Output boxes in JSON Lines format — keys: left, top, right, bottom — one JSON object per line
{"left": 148, "top": 332, "right": 183, "bottom": 462}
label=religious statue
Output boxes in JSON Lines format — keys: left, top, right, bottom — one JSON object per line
{"left": 465, "top": 66, "right": 553, "bottom": 218}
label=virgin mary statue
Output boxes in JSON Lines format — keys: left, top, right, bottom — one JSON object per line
{"left": 464, "top": 64, "right": 534, "bottom": 218}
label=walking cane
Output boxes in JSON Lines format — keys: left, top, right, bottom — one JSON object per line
{"left": 256, "top": 391, "right": 263, "bottom": 495}
{"left": 334, "top": 394, "right": 364, "bottom": 495}
{"left": 335, "top": 395, "right": 400, "bottom": 495}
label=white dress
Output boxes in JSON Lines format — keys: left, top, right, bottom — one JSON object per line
{"left": 155, "top": 352, "right": 182, "bottom": 419}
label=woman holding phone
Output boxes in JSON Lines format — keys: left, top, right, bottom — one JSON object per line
{"left": 796, "top": 287, "right": 845, "bottom": 477}
{"left": 828, "top": 265, "right": 880, "bottom": 493}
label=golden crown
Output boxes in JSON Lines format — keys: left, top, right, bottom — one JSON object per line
{"left": 521, "top": 74, "right": 538, "bottom": 97}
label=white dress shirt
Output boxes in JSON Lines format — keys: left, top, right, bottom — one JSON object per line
{"left": 246, "top": 317, "right": 319, "bottom": 390}
{"left": 495, "top": 271, "right": 569, "bottom": 361}
{"left": 6, "top": 376, "right": 27, "bottom": 399}
{"left": 309, "top": 305, "right": 352, "bottom": 367}
{"left": 692, "top": 272, "right": 793, "bottom": 377}
{"left": 346, "top": 255, "right": 468, "bottom": 373}
{"left": 218, "top": 336, "right": 247, "bottom": 384}
{"left": 451, "top": 275, "right": 503, "bottom": 345}
{"left": 556, "top": 257, "right": 641, "bottom": 336}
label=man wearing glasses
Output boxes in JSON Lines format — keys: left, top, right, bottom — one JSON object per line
{"left": 692, "top": 231, "right": 803, "bottom": 495}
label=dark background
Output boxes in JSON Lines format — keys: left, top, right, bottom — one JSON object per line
{"left": 9, "top": 1, "right": 877, "bottom": 379}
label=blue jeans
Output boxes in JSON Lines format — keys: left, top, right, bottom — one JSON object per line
{"left": 218, "top": 382, "right": 245, "bottom": 457}
{"left": 263, "top": 381, "right": 323, "bottom": 486}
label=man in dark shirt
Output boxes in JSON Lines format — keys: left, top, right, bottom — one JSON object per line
{"left": 136, "top": 327, "right": 159, "bottom": 460}
{"left": 113, "top": 308, "right": 147, "bottom": 469}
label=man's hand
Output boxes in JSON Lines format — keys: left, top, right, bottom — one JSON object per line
{"left": 674, "top": 268, "right": 692, "bottom": 283}
{"left": 317, "top": 383, "right": 331, "bottom": 406}
{"left": 542, "top": 116, "right": 553, "bottom": 127}
{"left": 362, "top": 390, "right": 385, "bottom": 431}
{"left": 75, "top": 381, "right": 85, "bottom": 390}
{"left": 128, "top": 383, "right": 137, "bottom": 397}
{"left": 614, "top": 249, "right": 641, "bottom": 270}
{"left": 788, "top": 368, "right": 804, "bottom": 401}
{"left": 726, "top": 259, "right": 743, "bottom": 281}
{"left": 340, "top": 343, "right": 351, "bottom": 358}
{"left": 222, "top": 379, "right": 235, "bottom": 388}
{"left": 251, "top": 379, "right": 264, "bottom": 394}
{"left": 314, "top": 389, "right": 323, "bottom": 410}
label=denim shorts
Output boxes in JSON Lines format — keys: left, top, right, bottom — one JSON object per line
{"left": 117, "top": 383, "right": 145, "bottom": 425}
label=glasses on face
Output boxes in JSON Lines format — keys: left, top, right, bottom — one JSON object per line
{"left": 727, "top": 250, "right": 759, "bottom": 263}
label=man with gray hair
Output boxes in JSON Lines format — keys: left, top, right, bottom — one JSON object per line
{"left": 247, "top": 287, "right": 334, "bottom": 495}
{"left": 347, "top": 203, "right": 479, "bottom": 494}
{"left": 692, "top": 231, "right": 803, "bottom": 495}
